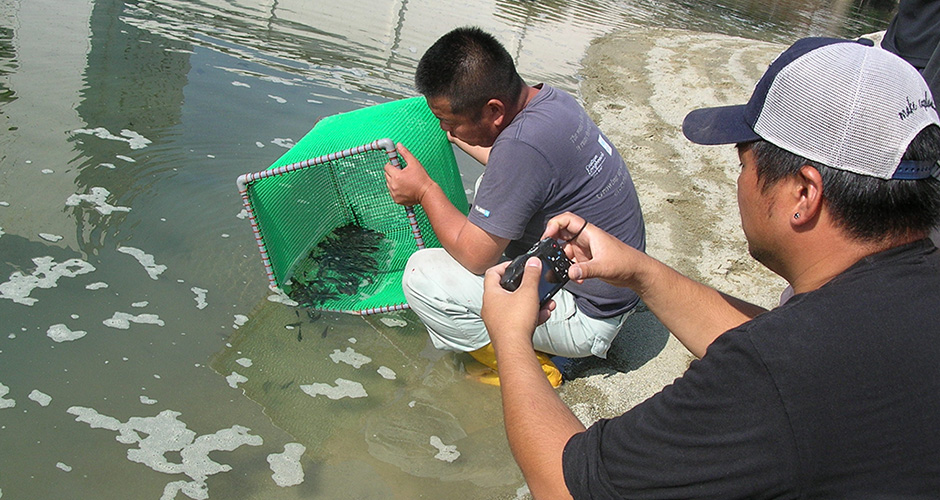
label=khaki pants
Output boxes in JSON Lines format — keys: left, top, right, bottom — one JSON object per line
{"left": 402, "top": 248, "right": 631, "bottom": 358}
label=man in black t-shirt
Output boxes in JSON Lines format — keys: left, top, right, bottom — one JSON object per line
{"left": 480, "top": 37, "right": 940, "bottom": 498}
{"left": 882, "top": 0, "right": 940, "bottom": 102}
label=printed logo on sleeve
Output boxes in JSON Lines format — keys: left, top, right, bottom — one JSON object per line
{"left": 474, "top": 205, "right": 491, "bottom": 218}
{"left": 597, "top": 134, "right": 613, "bottom": 156}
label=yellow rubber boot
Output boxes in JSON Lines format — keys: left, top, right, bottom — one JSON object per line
{"left": 467, "top": 344, "right": 563, "bottom": 388}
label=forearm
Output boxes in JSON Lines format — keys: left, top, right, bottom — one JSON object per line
{"left": 450, "top": 134, "right": 491, "bottom": 165}
{"left": 418, "top": 181, "right": 504, "bottom": 273}
{"left": 629, "top": 254, "right": 766, "bottom": 357}
{"left": 493, "top": 336, "right": 582, "bottom": 500}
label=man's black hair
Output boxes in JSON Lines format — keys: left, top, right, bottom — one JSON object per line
{"left": 415, "top": 26, "right": 524, "bottom": 117}
{"left": 740, "top": 124, "right": 940, "bottom": 242}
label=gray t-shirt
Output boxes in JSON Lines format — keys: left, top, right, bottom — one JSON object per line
{"left": 469, "top": 85, "right": 645, "bottom": 318}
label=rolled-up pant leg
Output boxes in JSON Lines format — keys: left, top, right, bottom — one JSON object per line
{"left": 402, "top": 248, "right": 630, "bottom": 358}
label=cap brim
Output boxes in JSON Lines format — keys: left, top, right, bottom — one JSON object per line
{"left": 682, "top": 105, "right": 760, "bottom": 145}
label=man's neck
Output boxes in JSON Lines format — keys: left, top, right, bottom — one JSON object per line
{"left": 785, "top": 231, "right": 926, "bottom": 295}
{"left": 506, "top": 85, "right": 541, "bottom": 122}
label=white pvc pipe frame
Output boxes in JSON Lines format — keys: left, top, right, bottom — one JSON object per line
{"left": 236, "top": 138, "right": 425, "bottom": 313}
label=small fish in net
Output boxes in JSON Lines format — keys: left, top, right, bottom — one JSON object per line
{"left": 287, "top": 224, "right": 387, "bottom": 307}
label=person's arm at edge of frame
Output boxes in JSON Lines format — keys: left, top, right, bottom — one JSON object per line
{"left": 481, "top": 258, "right": 582, "bottom": 500}
{"left": 544, "top": 212, "right": 767, "bottom": 358}
{"left": 384, "top": 142, "right": 507, "bottom": 274}
{"left": 447, "top": 131, "right": 491, "bottom": 165}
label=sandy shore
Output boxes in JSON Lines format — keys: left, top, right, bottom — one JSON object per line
{"left": 556, "top": 28, "right": 792, "bottom": 422}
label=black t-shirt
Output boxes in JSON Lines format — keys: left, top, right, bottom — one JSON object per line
{"left": 882, "top": 0, "right": 940, "bottom": 68}
{"left": 563, "top": 240, "right": 940, "bottom": 498}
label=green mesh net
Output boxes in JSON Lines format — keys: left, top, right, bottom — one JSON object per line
{"left": 237, "top": 97, "right": 468, "bottom": 314}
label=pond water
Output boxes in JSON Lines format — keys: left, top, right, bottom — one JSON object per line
{"left": 0, "top": 0, "right": 895, "bottom": 498}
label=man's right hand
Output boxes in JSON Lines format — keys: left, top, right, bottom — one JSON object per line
{"left": 384, "top": 143, "right": 435, "bottom": 206}
{"left": 542, "top": 212, "right": 647, "bottom": 290}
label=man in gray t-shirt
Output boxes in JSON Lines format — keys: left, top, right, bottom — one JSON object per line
{"left": 384, "top": 27, "right": 645, "bottom": 387}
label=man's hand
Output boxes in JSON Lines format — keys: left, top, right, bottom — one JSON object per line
{"left": 482, "top": 259, "right": 552, "bottom": 347}
{"left": 543, "top": 212, "right": 647, "bottom": 290}
{"left": 384, "top": 143, "right": 435, "bottom": 206}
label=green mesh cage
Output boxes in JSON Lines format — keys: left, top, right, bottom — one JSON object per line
{"left": 237, "top": 97, "right": 468, "bottom": 314}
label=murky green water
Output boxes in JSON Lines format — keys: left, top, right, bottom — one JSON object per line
{"left": 0, "top": 0, "right": 894, "bottom": 498}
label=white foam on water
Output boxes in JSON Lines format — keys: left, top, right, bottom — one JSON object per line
{"left": 66, "top": 406, "right": 262, "bottom": 500}
{"left": 379, "top": 317, "right": 407, "bottom": 328}
{"left": 0, "top": 227, "right": 4, "bottom": 239}
{"left": 266, "top": 443, "right": 306, "bottom": 487}
{"left": 377, "top": 366, "right": 397, "bottom": 380}
{"left": 0, "top": 256, "right": 96, "bottom": 305}
{"left": 28, "top": 390, "right": 51, "bottom": 407}
{"left": 117, "top": 246, "right": 166, "bottom": 280}
{"left": 0, "top": 201, "right": 8, "bottom": 206}
{"left": 86, "top": 281, "right": 108, "bottom": 290}
{"left": 300, "top": 379, "right": 367, "bottom": 400}
{"left": 429, "top": 436, "right": 460, "bottom": 463}
{"left": 266, "top": 291, "right": 297, "bottom": 307}
{"left": 132, "top": 301, "right": 149, "bottom": 308}
{"left": 226, "top": 372, "right": 247, "bottom": 389}
{"left": 329, "top": 347, "right": 371, "bottom": 369}
{"left": 99, "top": 163, "right": 117, "bottom": 169}
{"left": 103, "top": 312, "right": 165, "bottom": 330}
{"left": 267, "top": 95, "right": 286, "bottom": 103}
{"left": 47, "top": 323, "right": 87, "bottom": 343}
{"left": 72, "top": 127, "right": 152, "bottom": 150}
{"left": 254, "top": 142, "right": 264, "bottom": 148}
{"left": 65, "top": 187, "right": 132, "bottom": 215}
{"left": 232, "top": 314, "right": 249, "bottom": 329}
{"left": 235, "top": 358, "right": 252, "bottom": 368}
{"left": 41, "top": 169, "right": 54, "bottom": 174}
{"left": 56, "top": 462, "right": 72, "bottom": 472}
{"left": 259, "top": 75, "right": 300, "bottom": 86}
{"left": 347, "top": 337, "right": 357, "bottom": 344}
{"left": 140, "top": 395, "right": 158, "bottom": 405}
{"left": 271, "top": 138, "right": 294, "bottom": 149}
{"left": 0, "top": 382, "right": 15, "bottom": 409}
{"left": 232, "top": 81, "right": 250, "bottom": 88}
{"left": 236, "top": 208, "right": 249, "bottom": 219}
{"left": 38, "top": 233, "right": 63, "bottom": 242}
{"left": 191, "top": 287, "right": 208, "bottom": 309}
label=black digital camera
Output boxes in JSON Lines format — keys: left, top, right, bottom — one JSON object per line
{"left": 499, "top": 237, "right": 571, "bottom": 307}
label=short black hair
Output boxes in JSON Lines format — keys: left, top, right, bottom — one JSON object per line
{"left": 739, "top": 124, "right": 940, "bottom": 242}
{"left": 415, "top": 27, "right": 524, "bottom": 117}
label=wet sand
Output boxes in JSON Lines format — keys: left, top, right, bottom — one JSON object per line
{"left": 557, "top": 28, "right": 791, "bottom": 422}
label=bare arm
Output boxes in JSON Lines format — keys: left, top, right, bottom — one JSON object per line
{"left": 544, "top": 212, "right": 766, "bottom": 358}
{"left": 448, "top": 131, "right": 491, "bottom": 165}
{"left": 384, "top": 143, "right": 507, "bottom": 273}
{"left": 481, "top": 259, "right": 582, "bottom": 500}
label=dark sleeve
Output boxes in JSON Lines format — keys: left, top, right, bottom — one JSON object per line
{"left": 468, "top": 139, "right": 551, "bottom": 240}
{"left": 562, "top": 331, "right": 800, "bottom": 500}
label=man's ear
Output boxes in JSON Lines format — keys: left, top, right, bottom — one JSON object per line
{"left": 484, "top": 98, "right": 507, "bottom": 127}
{"left": 792, "top": 165, "right": 824, "bottom": 226}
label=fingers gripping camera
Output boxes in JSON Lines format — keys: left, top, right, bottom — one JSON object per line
{"left": 499, "top": 238, "right": 572, "bottom": 307}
